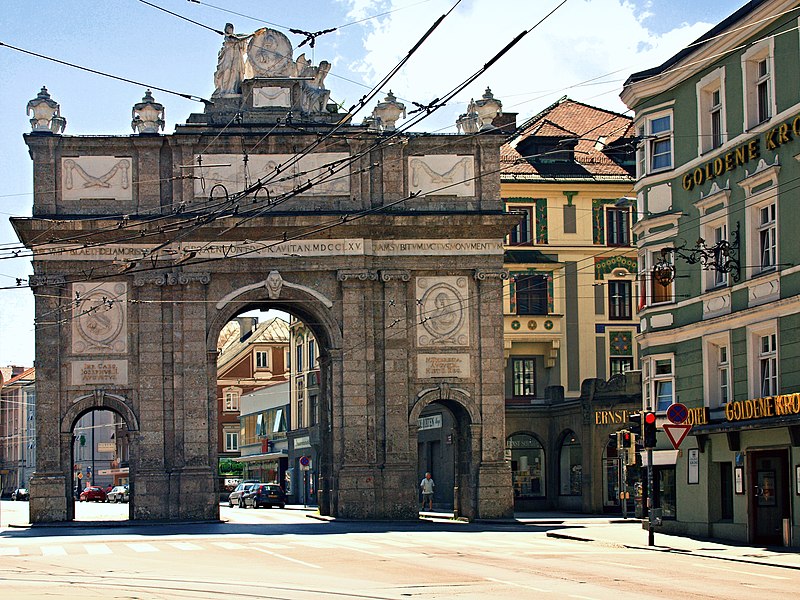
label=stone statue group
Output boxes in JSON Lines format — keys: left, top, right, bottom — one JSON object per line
{"left": 213, "top": 23, "right": 331, "bottom": 113}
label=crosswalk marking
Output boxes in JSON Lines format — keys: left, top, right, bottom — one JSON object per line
{"left": 167, "top": 541, "right": 202, "bottom": 551}
{"left": 126, "top": 543, "right": 158, "bottom": 553}
{"left": 0, "top": 547, "right": 20, "bottom": 556}
{"left": 41, "top": 546, "right": 67, "bottom": 556}
{"left": 211, "top": 541, "right": 246, "bottom": 550}
{"left": 84, "top": 544, "right": 112, "bottom": 555}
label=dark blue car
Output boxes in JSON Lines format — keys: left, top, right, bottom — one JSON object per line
{"left": 243, "top": 483, "right": 286, "bottom": 509}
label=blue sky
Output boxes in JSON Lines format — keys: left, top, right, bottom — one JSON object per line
{"left": 0, "top": 0, "right": 743, "bottom": 366}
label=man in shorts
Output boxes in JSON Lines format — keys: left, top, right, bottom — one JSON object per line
{"left": 420, "top": 472, "right": 435, "bottom": 511}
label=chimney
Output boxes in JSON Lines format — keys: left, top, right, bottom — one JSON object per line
{"left": 492, "top": 111, "right": 517, "bottom": 134}
{"left": 235, "top": 317, "right": 259, "bottom": 342}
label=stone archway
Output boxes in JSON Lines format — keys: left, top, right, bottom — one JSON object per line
{"left": 14, "top": 53, "right": 517, "bottom": 521}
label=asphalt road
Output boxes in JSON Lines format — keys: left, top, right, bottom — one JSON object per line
{"left": 0, "top": 500, "right": 795, "bottom": 599}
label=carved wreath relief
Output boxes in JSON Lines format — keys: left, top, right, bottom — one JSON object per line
{"left": 61, "top": 157, "right": 132, "bottom": 201}
{"left": 71, "top": 282, "right": 128, "bottom": 354}
{"left": 416, "top": 276, "right": 469, "bottom": 347}
{"left": 408, "top": 155, "right": 475, "bottom": 197}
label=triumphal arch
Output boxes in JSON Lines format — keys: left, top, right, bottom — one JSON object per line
{"left": 13, "top": 26, "right": 514, "bottom": 522}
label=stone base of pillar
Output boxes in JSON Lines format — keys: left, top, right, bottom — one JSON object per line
{"left": 335, "top": 465, "right": 418, "bottom": 519}
{"left": 29, "top": 472, "right": 69, "bottom": 523}
{"left": 476, "top": 461, "right": 514, "bottom": 519}
{"left": 132, "top": 467, "right": 218, "bottom": 521}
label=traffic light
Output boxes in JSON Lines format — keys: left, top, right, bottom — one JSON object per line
{"left": 643, "top": 412, "right": 657, "bottom": 448}
{"left": 628, "top": 413, "right": 642, "bottom": 436}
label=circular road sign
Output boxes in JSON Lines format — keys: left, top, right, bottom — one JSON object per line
{"left": 299, "top": 456, "right": 310, "bottom": 467}
{"left": 666, "top": 402, "right": 689, "bottom": 424}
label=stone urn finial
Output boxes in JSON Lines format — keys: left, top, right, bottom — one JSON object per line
{"left": 132, "top": 90, "right": 165, "bottom": 134}
{"left": 371, "top": 90, "right": 406, "bottom": 132}
{"left": 473, "top": 86, "right": 502, "bottom": 130}
{"left": 456, "top": 104, "right": 480, "bottom": 134}
{"left": 27, "top": 86, "right": 66, "bottom": 134}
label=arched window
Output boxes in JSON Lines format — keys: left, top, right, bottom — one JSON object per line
{"left": 559, "top": 432, "right": 582, "bottom": 496}
{"left": 506, "top": 434, "right": 545, "bottom": 498}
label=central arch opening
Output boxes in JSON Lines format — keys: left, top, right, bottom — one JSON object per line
{"left": 211, "top": 298, "right": 337, "bottom": 516}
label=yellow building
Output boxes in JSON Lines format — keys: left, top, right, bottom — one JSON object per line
{"left": 500, "top": 98, "right": 641, "bottom": 512}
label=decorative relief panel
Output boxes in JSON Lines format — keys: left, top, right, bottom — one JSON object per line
{"left": 193, "top": 153, "right": 350, "bottom": 198}
{"left": 253, "top": 86, "right": 291, "bottom": 108}
{"left": 416, "top": 276, "right": 469, "bottom": 347}
{"left": 71, "top": 282, "right": 127, "bottom": 354}
{"left": 61, "top": 157, "right": 132, "bottom": 201}
{"left": 408, "top": 155, "right": 475, "bottom": 197}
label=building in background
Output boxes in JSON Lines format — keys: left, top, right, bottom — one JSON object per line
{"left": 235, "top": 381, "right": 290, "bottom": 487}
{"left": 0, "top": 366, "right": 35, "bottom": 496}
{"left": 287, "top": 318, "right": 320, "bottom": 505}
{"left": 498, "top": 98, "right": 641, "bottom": 512}
{"left": 217, "top": 316, "right": 290, "bottom": 494}
{"left": 621, "top": 0, "right": 800, "bottom": 545}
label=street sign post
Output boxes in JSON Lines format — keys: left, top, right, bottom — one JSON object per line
{"left": 663, "top": 423, "right": 692, "bottom": 449}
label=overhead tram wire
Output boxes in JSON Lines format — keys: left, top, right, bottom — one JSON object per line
{"left": 0, "top": 41, "right": 211, "bottom": 105}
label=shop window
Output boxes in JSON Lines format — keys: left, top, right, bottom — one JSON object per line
{"left": 742, "top": 40, "right": 774, "bottom": 129}
{"left": 509, "top": 207, "right": 533, "bottom": 245}
{"left": 654, "top": 467, "right": 676, "bottom": 519}
{"left": 506, "top": 433, "right": 545, "bottom": 499}
{"left": 255, "top": 350, "right": 269, "bottom": 369}
{"left": 512, "top": 358, "right": 535, "bottom": 397}
{"left": 559, "top": 432, "right": 582, "bottom": 496}
{"left": 608, "top": 280, "right": 632, "bottom": 320}
{"left": 605, "top": 208, "right": 630, "bottom": 246}
{"left": 515, "top": 274, "right": 548, "bottom": 315}
{"left": 719, "top": 462, "right": 734, "bottom": 520}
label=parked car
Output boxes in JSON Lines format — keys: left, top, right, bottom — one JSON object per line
{"left": 243, "top": 483, "right": 286, "bottom": 509}
{"left": 107, "top": 485, "right": 129, "bottom": 503}
{"left": 79, "top": 486, "right": 107, "bottom": 502}
{"left": 11, "top": 488, "right": 29, "bottom": 501}
{"left": 228, "top": 481, "right": 259, "bottom": 508}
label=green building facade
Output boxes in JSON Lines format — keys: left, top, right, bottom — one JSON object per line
{"left": 621, "top": 0, "right": 800, "bottom": 546}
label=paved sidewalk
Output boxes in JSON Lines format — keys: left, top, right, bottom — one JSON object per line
{"left": 459, "top": 511, "right": 800, "bottom": 571}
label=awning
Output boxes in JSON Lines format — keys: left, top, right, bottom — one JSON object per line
{"left": 641, "top": 450, "right": 679, "bottom": 467}
{"left": 234, "top": 451, "right": 286, "bottom": 463}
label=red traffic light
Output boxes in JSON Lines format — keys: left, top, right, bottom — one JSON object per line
{"left": 645, "top": 412, "right": 657, "bottom": 424}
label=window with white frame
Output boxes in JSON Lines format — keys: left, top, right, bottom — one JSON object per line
{"left": 639, "top": 250, "right": 673, "bottom": 307}
{"left": 758, "top": 202, "right": 776, "bottom": 271}
{"left": 701, "top": 220, "right": 729, "bottom": 291}
{"left": 644, "top": 355, "right": 675, "bottom": 412}
{"left": 742, "top": 40, "right": 775, "bottom": 129}
{"left": 759, "top": 333, "right": 778, "bottom": 396}
{"left": 747, "top": 322, "right": 778, "bottom": 399}
{"left": 697, "top": 68, "right": 726, "bottom": 154}
{"left": 703, "top": 334, "right": 731, "bottom": 408}
{"left": 224, "top": 429, "right": 239, "bottom": 452}
{"left": 255, "top": 350, "right": 269, "bottom": 369}
{"left": 224, "top": 387, "right": 241, "bottom": 412}
{"left": 637, "top": 110, "right": 674, "bottom": 176}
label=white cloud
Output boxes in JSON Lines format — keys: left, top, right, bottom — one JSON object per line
{"left": 339, "top": 0, "right": 712, "bottom": 131}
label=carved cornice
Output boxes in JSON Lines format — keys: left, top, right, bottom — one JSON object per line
{"left": 474, "top": 269, "right": 509, "bottom": 281}
{"left": 29, "top": 274, "right": 66, "bottom": 288}
{"left": 133, "top": 272, "right": 211, "bottom": 287}
{"left": 380, "top": 269, "right": 411, "bottom": 282}
{"left": 337, "top": 269, "right": 377, "bottom": 282}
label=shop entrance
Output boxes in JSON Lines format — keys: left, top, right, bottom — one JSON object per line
{"left": 749, "top": 449, "right": 790, "bottom": 545}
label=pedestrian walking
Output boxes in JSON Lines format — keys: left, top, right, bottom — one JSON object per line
{"left": 420, "top": 472, "right": 435, "bottom": 511}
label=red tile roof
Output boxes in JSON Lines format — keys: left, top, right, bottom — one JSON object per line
{"left": 501, "top": 97, "right": 634, "bottom": 180}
